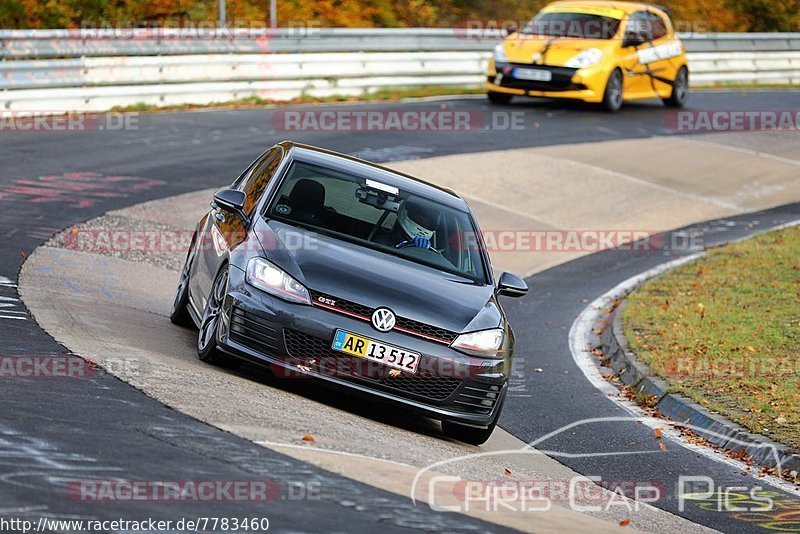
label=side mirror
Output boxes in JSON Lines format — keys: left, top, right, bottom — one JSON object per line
{"left": 623, "top": 31, "right": 646, "bottom": 47}
{"left": 497, "top": 272, "right": 528, "bottom": 298}
{"left": 505, "top": 24, "right": 518, "bottom": 36}
{"left": 212, "top": 188, "right": 249, "bottom": 224}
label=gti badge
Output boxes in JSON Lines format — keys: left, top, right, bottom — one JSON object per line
{"left": 371, "top": 307, "right": 396, "bottom": 332}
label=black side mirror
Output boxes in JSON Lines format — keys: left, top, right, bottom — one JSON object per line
{"left": 212, "top": 188, "right": 249, "bottom": 225}
{"left": 505, "top": 24, "right": 518, "bottom": 36}
{"left": 497, "top": 272, "right": 528, "bottom": 298}
{"left": 623, "top": 31, "right": 646, "bottom": 47}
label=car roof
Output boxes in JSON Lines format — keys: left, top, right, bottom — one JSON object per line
{"left": 545, "top": 0, "right": 667, "bottom": 16}
{"left": 278, "top": 141, "right": 471, "bottom": 212}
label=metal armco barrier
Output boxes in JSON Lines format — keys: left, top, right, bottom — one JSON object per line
{"left": 1, "top": 29, "right": 798, "bottom": 111}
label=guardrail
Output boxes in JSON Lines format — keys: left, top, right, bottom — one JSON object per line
{"left": 1, "top": 29, "right": 798, "bottom": 111}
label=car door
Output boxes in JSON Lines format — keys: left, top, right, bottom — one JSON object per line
{"left": 637, "top": 10, "right": 682, "bottom": 97}
{"left": 189, "top": 146, "right": 283, "bottom": 312}
{"left": 619, "top": 10, "right": 656, "bottom": 97}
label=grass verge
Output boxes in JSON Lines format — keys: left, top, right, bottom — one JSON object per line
{"left": 623, "top": 224, "right": 800, "bottom": 452}
{"left": 106, "top": 83, "right": 793, "bottom": 114}
{"left": 109, "top": 86, "right": 486, "bottom": 113}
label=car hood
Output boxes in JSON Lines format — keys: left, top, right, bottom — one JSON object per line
{"left": 253, "top": 219, "right": 502, "bottom": 334}
{"left": 501, "top": 35, "right": 616, "bottom": 67}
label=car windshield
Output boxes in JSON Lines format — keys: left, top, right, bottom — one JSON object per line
{"left": 266, "top": 161, "right": 487, "bottom": 284}
{"left": 522, "top": 12, "right": 621, "bottom": 39}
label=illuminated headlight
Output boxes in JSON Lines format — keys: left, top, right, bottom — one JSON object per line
{"left": 493, "top": 43, "right": 508, "bottom": 63}
{"left": 565, "top": 48, "right": 603, "bottom": 69}
{"left": 246, "top": 258, "right": 310, "bottom": 305}
{"left": 451, "top": 328, "right": 505, "bottom": 358}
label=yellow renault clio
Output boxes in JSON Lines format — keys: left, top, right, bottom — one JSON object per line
{"left": 487, "top": 1, "right": 689, "bottom": 111}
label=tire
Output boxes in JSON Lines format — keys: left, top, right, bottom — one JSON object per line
{"left": 443, "top": 394, "right": 505, "bottom": 445}
{"left": 663, "top": 67, "right": 689, "bottom": 108}
{"left": 601, "top": 69, "right": 623, "bottom": 113}
{"left": 442, "top": 419, "right": 497, "bottom": 446}
{"left": 487, "top": 91, "right": 513, "bottom": 105}
{"left": 197, "top": 266, "right": 239, "bottom": 367}
{"left": 169, "top": 244, "right": 195, "bottom": 327}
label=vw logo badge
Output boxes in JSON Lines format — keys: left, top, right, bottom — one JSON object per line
{"left": 371, "top": 307, "right": 396, "bottom": 332}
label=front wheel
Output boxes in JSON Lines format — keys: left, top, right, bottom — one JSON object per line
{"left": 601, "top": 69, "right": 623, "bottom": 113}
{"left": 197, "top": 266, "right": 239, "bottom": 367}
{"left": 443, "top": 396, "right": 504, "bottom": 445}
{"left": 663, "top": 67, "right": 689, "bottom": 108}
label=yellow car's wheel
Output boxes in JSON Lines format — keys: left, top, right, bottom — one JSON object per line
{"left": 664, "top": 67, "right": 689, "bottom": 108}
{"left": 601, "top": 69, "right": 623, "bottom": 113}
{"left": 488, "top": 91, "right": 513, "bottom": 105}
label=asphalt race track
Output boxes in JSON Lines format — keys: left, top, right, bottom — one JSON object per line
{"left": 2, "top": 91, "right": 799, "bottom": 532}
{"left": 502, "top": 204, "right": 800, "bottom": 533}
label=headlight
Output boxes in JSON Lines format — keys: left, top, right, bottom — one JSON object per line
{"left": 493, "top": 43, "right": 508, "bottom": 63}
{"left": 246, "top": 258, "right": 310, "bottom": 305}
{"left": 451, "top": 328, "right": 505, "bottom": 358}
{"left": 565, "top": 48, "right": 603, "bottom": 69}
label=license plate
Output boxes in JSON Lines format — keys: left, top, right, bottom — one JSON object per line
{"left": 513, "top": 68, "right": 552, "bottom": 82}
{"left": 331, "top": 330, "right": 420, "bottom": 374}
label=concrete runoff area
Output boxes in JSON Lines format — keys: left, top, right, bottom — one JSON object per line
{"left": 20, "top": 132, "right": 800, "bottom": 532}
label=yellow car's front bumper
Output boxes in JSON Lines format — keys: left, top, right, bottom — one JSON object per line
{"left": 487, "top": 61, "right": 612, "bottom": 103}
{"left": 487, "top": 82, "right": 604, "bottom": 103}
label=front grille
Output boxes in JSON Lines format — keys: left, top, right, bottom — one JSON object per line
{"left": 394, "top": 316, "right": 457, "bottom": 344}
{"left": 309, "top": 290, "right": 458, "bottom": 344}
{"left": 381, "top": 372, "right": 463, "bottom": 400}
{"left": 493, "top": 63, "right": 580, "bottom": 92}
{"left": 311, "top": 291, "right": 372, "bottom": 319}
{"left": 229, "top": 307, "right": 280, "bottom": 355}
{"left": 284, "top": 329, "right": 461, "bottom": 401}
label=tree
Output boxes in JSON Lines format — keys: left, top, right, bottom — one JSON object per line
{"left": 725, "top": 0, "right": 799, "bottom": 31}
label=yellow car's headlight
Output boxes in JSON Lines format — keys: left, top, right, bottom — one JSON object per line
{"left": 493, "top": 43, "right": 508, "bottom": 63}
{"left": 565, "top": 48, "right": 603, "bottom": 69}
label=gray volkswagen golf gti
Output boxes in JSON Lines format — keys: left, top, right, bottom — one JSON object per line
{"left": 171, "top": 141, "right": 528, "bottom": 444}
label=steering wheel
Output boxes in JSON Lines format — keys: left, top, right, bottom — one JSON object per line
{"left": 396, "top": 238, "right": 444, "bottom": 256}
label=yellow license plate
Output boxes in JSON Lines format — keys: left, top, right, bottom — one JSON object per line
{"left": 331, "top": 330, "right": 420, "bottom": 373}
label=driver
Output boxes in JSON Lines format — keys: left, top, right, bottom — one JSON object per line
{"left": 391, "top": 198, "right": 437, "bottom": 250}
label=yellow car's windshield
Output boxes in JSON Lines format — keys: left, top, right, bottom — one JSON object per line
{"left": 522, "top": 11, "right": 622, "bottom": 39}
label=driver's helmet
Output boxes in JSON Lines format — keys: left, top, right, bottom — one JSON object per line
{"left": 398, "top": 198, "right": 436, "bottom": 240}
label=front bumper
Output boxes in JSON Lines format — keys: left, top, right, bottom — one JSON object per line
{"left": 487, "top": 61, "right": 609, "bottom": 103}
{"left": 216, "top": 266, "right": 509, "bottom": 427}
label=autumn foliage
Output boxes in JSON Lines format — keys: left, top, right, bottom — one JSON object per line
{"left": 0, "top": 0, "right": 797, "bottom": 31}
